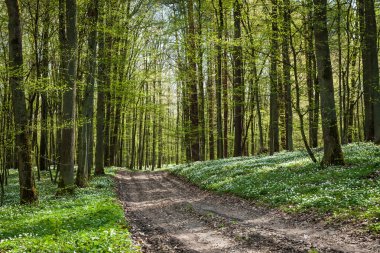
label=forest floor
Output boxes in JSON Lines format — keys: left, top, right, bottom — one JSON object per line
{"left": 116, "top": 170, "right": 380, "bottom": 253}
{"left": 0, "top": 168, "right": 139, "bottom": 253}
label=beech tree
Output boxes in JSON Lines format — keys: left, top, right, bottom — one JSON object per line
{"left": 6, "top": 0, "right": 37, "bottom": 204}
{"left": 76, "top": 0, "right": 99, "bottom": 187}
{"left": 358, "top": 0, "right": 380, "bottom": 143}
{"left": 313, "top": 0, "right": 344, "bottom": 165}
{"left": 187, "top": 0, "right": 200, "bottom": 162}
{"left": 232, "top": 0, "right": 244, "bottom": 157}
{"left": 95, "top": 0, "right": 106, "bottom": 175}
{"left": 269, "top": 0, "right": 279, "bottom": 155}
{"left": 58, "top": 0, "right": 78, "bottom": 193}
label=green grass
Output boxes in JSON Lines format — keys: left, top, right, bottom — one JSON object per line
{"left": 170, "top": 142, "right": 380, "bottom": 233}
{"left": 0, "top": 168, "right": 140, "bottom": 253}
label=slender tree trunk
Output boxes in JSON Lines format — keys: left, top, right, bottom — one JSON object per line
{"left": 187, "top": 0, "right": 200, "bottom": 161}
{"left": 269, "top": 0, "right": 280, "bottom": 155}
{"left": 138, "top": 87, "right": 146, "bottom": 170}
{"left": 282, "top": 0, "right": 293, "bottom": 151}
{"left": 253, "top": 52, "right": 265, "bottom": 154}
{"left": 55, "top": 0, "right": 66, "bottom": 178}
{"left": 95, "top": 4, "right": 106, "bottom": 175}
{"left": 313, "top": 0, "right": 344, "bottom": 165}
{"left": 129, "top": 108, "right": 137, "bottom": 169}
{"left": 6, "top": 0, "right": 37, "bottom": 204}
{"left": 197, "top": 0, "right": 205, "bottom": 161}
{"left": 223, "top": 36, "right": 228, "bottom": 158}
{"left": 40, "top": 1, "right": 50, "bottom": 172}
{"left": 110, "top": 102, "right": 121, "bottom": 166}
{"left": 347, "top": 44, "right": 359, "bottom": 143}
{"left": 233, "top": 0, "right": 244, "bottom": 157}
{"left": 58, "top": 0, "right": 77, "bottom": 193}
{"left": 305, "top": 4, "right": 319, "bottom": 148}
{"left": 358, "top": 0, "right": 380, "bottom": 143}
{"left": 290, "top": 28, "right": 317, "bottom": 163}
{"left": 176, "top": 83, "right": 180, "bottom": 164}
{"left": 30, "top": 0, "right": 40, "bottom": 177}
{"left": 76, "top": 0, "right": 98, "bottom": 187}
{"left": 158, "top": 80, "right": 163, "bottom": 168}
{"left": 207, "top": 56, "right": 215, "bottom": 160}
{"left": 337, "top": 0, "right": 344, "bottom": 144}
{"left": 103, "top": 34, "right": 113, "bottom": 167}
{"left": 216, "top": 0, "right": 224, "bottom": 158}
{"left": 152, "top": 81, "right": 157, "bottom": 170}
{"left": 144, "top": 84, "right": 150, "bottom": 169}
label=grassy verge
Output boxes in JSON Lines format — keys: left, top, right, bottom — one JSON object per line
{"left": 170, "top": 143, "right": 380, "bottom": 233}
{"left": 0, "top": 168, "right": 139, "bottom": 253}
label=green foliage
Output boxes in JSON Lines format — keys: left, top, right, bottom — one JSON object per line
{"left": 0, "top": 169, "right": 140, "bottom": 252}
{"left": 170, "top": 143, "right": 380, "bottom": 233}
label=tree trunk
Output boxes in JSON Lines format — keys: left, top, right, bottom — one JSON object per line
{"left": 253, "top": 55, "right": 265, "bottom": 154}
{"left": 223, "top": 34, "right": 228, "bottom": 158}
{"left": 40, "top": 0, "right": 50, "bottom": 172}
{"left": 197, "top": 0, "right": 205, "bottom": 161}
{"left": 305, "top": 3, "right": 319, "bottom": 148}
{"left": 233, "top": 0, "right": 244, "bottom": 157}
{"left": 76, "top": 0, "right": 98, "bottom": 186}
{"left": 58, "top": 0, "right": 77, "bottom": 193}
{"left": 152, "top": 81, "right": 157, "bottom": 170}
{"left": 110, "top": 101, "right": 121, "bottom": 166}
{"left": 282, "top": 0, "right": 293, "bottom": 151}
{"left": 187, "top": 0, "right": 200, "bottom": 161}
{"left": 129, "top": 107, "right": 137, "bottom": 169}
{"left": 313, "top": 0, "right": 344, "bottom": 165}
{"left": 216, "top": 0, "right": 224, "bottom": 159}
{"left": 95, "top": 4, "right": 106, "bottom": 175}
{"left": 358, "top": 0, "right": 380, "bottom": 143}
{"left": 207, "top": 56, "right": 215, "bottom": 160}
{"left": 337, "top": 0, "right": 343, "bottom": 144}
{"left": 269, "top": 0, "right": 280, "bottom": 155}
{"left": 290, "top": 27, "right": 317, "bottom": 163}
{"left": 158, "top": 80, "right": 163, "bottom": 168}
{"left": 6, "top": 0, "right": 38, "bottom": 204}
{"left": 103, "top": 34, "right": 113, "bottom": 167}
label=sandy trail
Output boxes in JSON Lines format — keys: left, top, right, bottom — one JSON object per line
{"left": 116, "top": 171, "right": 379, "bottom": 253}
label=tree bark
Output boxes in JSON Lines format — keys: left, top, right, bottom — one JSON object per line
{"left": 269, "top": 0, "right": 280, "bottom": 155}
{"left": 305, "top": 3, "right": 319, "bottom": 148}
{"left": 152, "top": 81, "right": 157, "bottom": 170}
{"left": 313, "top": 0, "right": 344, "bottom": 165}
{"left": 6, "top": 0, "right": 38, "bottom": 204}
{"left": 187, "top": 0, "right": 200, "bottom": 161}
{"left": 197, "top": 0, "right": 206, "bottom": 161}
{"left": 103, "top": 33, "right": 113, "bottom": 167}
{"left": 282, "top": 0, "right": 293, "bottom": 151}
{"left": 77, "top": 0, "right": 98, "bottom": 186}
{"left": 207, "top": 55, "right": 215, "bottom": 160}
{"left": 215, "top": 0, "right": 224, "bottom": 159}
{"left": 40, "top": 0, "right": 50, "bottom": 172}
{"left": 95, "top": 2, "right": 106, "bottom": 175}
{"left": 58, "top": 0, "right": 77, "bottom": 193}
{"left": 233, "top": 0, "right": 244, "bottom": 157}
{"left": 223, "top": 29, "right": 229, "bottom": 158}
{"left": 358, "top": 0, "right": 380, "bottom": 143}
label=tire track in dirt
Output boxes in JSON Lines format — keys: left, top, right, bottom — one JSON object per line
{"left": 116, "top": 171, "right": 380, "bottom": 253}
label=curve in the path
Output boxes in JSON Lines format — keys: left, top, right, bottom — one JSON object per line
{"left": 116, "top": 171, "right": 380, "bottom": 253}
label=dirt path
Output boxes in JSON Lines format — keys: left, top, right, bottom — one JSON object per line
{"left": 116, "top": 171, "right": 380, "bottom": 253}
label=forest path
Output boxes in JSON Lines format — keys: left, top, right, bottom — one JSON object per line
{"left": 116, "top": 171, "right": 379, "bottom": 253}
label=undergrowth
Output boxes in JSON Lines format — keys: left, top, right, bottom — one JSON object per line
{"left": 0, "top": 168, "right": 139, "bottom": 252}
{"left": 170, "top": 142, "right": 380, "bottom": 233}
